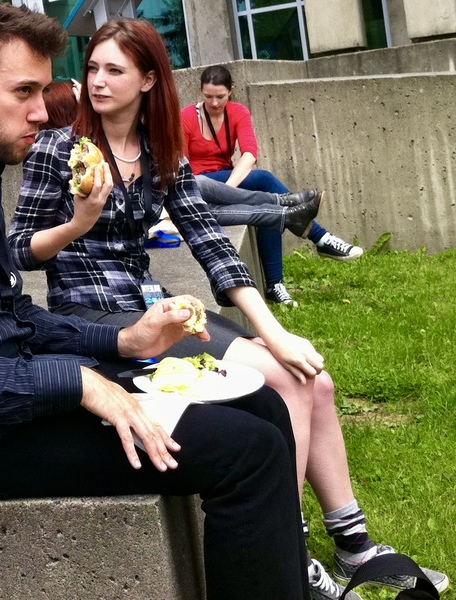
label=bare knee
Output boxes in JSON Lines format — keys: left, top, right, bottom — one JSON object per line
{"left": 313, "top": 370, "right": 336, "bottom": 412}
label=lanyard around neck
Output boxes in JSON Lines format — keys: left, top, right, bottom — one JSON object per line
{"left": 102, "top": 132, "right": 154, "bottom": 239}
{"left": 202, "top": 103, "right": 232, "bottom": 166}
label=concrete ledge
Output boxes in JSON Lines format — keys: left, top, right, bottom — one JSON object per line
{"left": 0, "top": 495, "right": 205, "bottom": 600}
{"left": 248, "top": 72, "right": 456, "bottom": 254}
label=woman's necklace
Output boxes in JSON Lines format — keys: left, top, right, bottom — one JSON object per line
{"left": 111, "top": 143, "right": 141, "bottom": 183}
{"left": 111, "top": 149, "right": 141, "bottom": 163}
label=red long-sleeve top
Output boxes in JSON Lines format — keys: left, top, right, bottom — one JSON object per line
{"left": 181, "top": 101, "right": 259, "bottom": 175}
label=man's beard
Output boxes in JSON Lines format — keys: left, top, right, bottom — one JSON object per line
{"left": 0, "top": 139, "right": 26, "bottom": 166}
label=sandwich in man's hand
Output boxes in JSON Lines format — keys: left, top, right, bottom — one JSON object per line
{"left": 169, "top": 297, "right": 207, "bottom": 334}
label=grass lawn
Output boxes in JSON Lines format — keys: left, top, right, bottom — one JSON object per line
{"left": 269, "top": 243, "right": 456, "bottom": 599}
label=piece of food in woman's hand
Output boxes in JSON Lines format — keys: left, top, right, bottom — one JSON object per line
{"left": 169, "top": 297, "right": 207, "bottom": 334}
{"left": 68, "top": 136, "right": 104, "bottom": 197}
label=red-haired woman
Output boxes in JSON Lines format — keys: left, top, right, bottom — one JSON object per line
{"left": 39, "top": 80, "right": 79, "bottom": 130}
{"left": 10, "top": 18, "right": 446, "bottom": 600}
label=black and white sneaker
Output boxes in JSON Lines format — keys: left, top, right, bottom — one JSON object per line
{"left": 317, "top": 233, "right": 363, "bottom": 261}
{"left": 333, "top": 545, "right": 449, "bottom": 594}
{"left": 265, "top": 282, "right": 297, "bottom": 306}
{"left": 309, "top": 559, "right": 362, "bottom": 600}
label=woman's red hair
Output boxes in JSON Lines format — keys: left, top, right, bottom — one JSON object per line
{"left": 40, "top": 81, "right": 78, "bottom": 130}
{"left": 73, "top": 18, "right": 185, "bottom": 192}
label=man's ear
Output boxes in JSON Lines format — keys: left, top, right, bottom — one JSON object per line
{"left": 142, "top": 71, "right": 157, "bottom": 93}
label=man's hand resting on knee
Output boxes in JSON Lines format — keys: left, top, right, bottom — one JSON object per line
{"left": 81, "top": 367, "right": 181, "bottom": 471}
{"left": 81, "top": 295, "right": 210, "bottom": 470}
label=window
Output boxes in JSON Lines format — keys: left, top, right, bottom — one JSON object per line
{"left": 361, "top": 0, "right": 392, "bottom": 48}
{"left": 137, "top": 0, "right": 190, "bottom": 68}
{"left": 233, "top": 0, "right": 309, "bottom": 61}
{"left": 9, "top": 0, "right": 190, "bottom": 80}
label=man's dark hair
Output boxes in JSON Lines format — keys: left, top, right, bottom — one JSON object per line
{"left": 0, "top": 3, "right": 67, "bottom": 58}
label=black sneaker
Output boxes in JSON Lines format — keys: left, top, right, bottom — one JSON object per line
{"left": 265, "top": 282, "right": 297, "bottom": 306}
{"left": 317, "top": 234, "right": 363, "bottom": 261}
{"left": 285, "top": 191, "right": 325, "bottom": 238}
{"left": 279, "top": 188, "right": 323, "bottom": 207}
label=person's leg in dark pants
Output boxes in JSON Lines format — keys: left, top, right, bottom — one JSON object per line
{"left": 202, "top": 170, "right": 292, "bottom": 303}
{"left": 0, "top": 386, "right": 309, "bottom": 600}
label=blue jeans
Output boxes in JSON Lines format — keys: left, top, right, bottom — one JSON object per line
{"left": 202, "top": 170, "right": 285, "bottom": 286}
{"left": 202, "top": 170, "right": 327, "bottom": 286}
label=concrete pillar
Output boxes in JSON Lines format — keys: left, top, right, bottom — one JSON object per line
{"left": 304, "top": 0, "right": 367, "bottom": 55}
{"left": 403, "top": 0, "right": 456, "bottom": 40}
{"left": 183, "top": 0, "right": 236, "bottom": 67}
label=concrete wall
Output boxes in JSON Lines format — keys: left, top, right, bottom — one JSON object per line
{"left": 305, "top": 0, "right": 367, "bottom": 55}
{"left": 183, "top": 0, "right": 236, "bottom": 66}
{"left": 247, "top": 73, "right": 456, "bottom": 254}
{"left": 403, "top": 0, "right": 456, "bottom": 40}
{"left": 304, "top": 38, "right": 456, "bottom": 78}
{"left": 0, "top": 496, "right": 206, "bottom": 600}
{"left": 175, "top": 39, "right": 456, "bottom": 106}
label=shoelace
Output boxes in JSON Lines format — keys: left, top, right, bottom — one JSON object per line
{"left": 325, "top": 235, "right": 351, "bottom": 253}
{"left": 310, "top": 559, "right": 341, "bottom": 596}
{"left": 269, "top": 283, "right": 293, "bottom": 303}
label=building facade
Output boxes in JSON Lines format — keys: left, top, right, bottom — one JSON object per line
{"left": 6, "top": 0, "right": 456, "bottom": 78}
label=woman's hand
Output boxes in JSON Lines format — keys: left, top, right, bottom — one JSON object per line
{"left": 226, "top": 285, "right": 324, "bottom": 383}
{"left": 71, "top": 162, "right": 113, "bottom": 236}
{"left": 260, "top": 330, "right": 324, "bottom": 384}
{"left": 117, "top": 294, "right": 210, "bottom": 359}
{"left": 225, "top": 151, "right": 256, "bottom": 188}
{"left": 80, "top": 367, "right": 181, "bottom": 470}
{"left": 30, "top": 163, "right": 113, "bottom": 263}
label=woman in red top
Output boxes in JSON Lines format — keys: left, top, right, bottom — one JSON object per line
{"left": 181, "top": 65, "right": 363, "bottom": 304}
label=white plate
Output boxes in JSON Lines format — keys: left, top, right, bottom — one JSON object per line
{"left": 133, "top": 360, "right": 265, "bottom": 403}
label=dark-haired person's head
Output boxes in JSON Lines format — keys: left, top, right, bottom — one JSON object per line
{"left": 200, "top": 65, "right": 233, "bottom": 90}
{"left": 0, "top": 4, "right": 68, "bottom": 165}
{"left": 40, "top": 81, "right": 78, "bottom": 130}
{"left": 0, "top": 3, "right": 67, "bottom": 59}
{"left": 199, "top": 65, "right": 233, "bottom": 120}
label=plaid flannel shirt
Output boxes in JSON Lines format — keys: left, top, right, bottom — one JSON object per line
{"left": 9, "top": 127, "right": 255, "bottom": 313}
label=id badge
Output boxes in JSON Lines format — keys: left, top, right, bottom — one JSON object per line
{"left": 141, "top": 279, "right": 164, "bottom": 309}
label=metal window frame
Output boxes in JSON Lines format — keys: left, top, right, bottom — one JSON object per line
{"left": 381, "top": 0, "right": 393, "bottom": 47}
{"left": 232, "top": 0, "right": 309, "bottom": 61}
